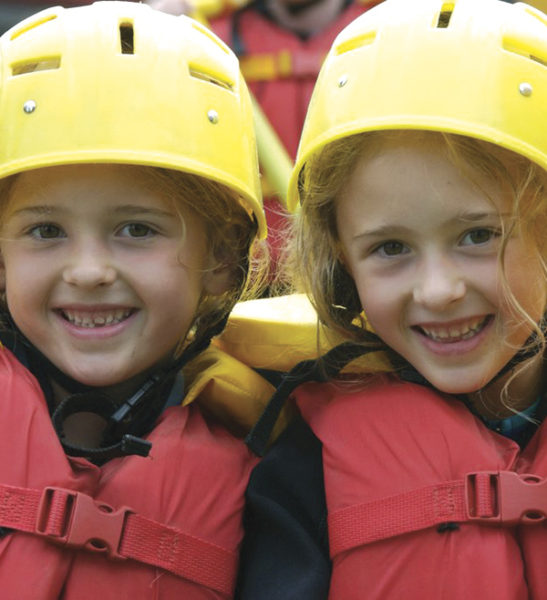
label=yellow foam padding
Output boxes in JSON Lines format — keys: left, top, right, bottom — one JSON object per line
{"left": 183, "top": 295, "right": 391, "bottom": 444}
{"left": 183, "top": 345, "right": 293, "bottom": 441}
{"left": 214, "top": 293, "right": 392, "bottom": 374}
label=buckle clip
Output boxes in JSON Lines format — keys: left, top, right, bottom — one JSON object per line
{"left": 36, "top": 487, "right": 131, "bottom": 558}
{"left": 466, "top": 471, "right": 547, "bottom": 525}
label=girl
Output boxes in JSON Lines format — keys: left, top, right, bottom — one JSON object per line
{"left": 237, "top": 0, "right": 547, "bottom": 598}
{"left": 0, "top": 2, "right": 268, "bottom": 598}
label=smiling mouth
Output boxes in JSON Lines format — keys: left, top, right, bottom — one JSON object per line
{"left": 414, "top": 316, "right": 491, "bottom": 343}
{"left": 58, "top": 308, "right": 136, "bottom": 328}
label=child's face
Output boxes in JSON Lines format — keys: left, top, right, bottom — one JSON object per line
{"left": 0, "top": 164, "right": 225, "bottom": 388}
{"left": 336, "top": 135, "right": 546, "bottom": 395}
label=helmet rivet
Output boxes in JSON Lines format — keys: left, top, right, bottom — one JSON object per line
{"left": 207, "top": 109, "right": 219, "bottom": 124}
{"left": 23, "top": 100, "right": 37, "bottom": 114}
{"left": 519, "top": 82, "right": 533, "bottom": 97}
{"left": 338, "top": 75, "right": 348, "bottom": 88}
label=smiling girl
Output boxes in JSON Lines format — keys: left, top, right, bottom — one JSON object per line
{"left": 237, "top": 0, "right": 547, "bottom": 598}
{"left": 0, "top": 2, "right": 267, "bottom": 598}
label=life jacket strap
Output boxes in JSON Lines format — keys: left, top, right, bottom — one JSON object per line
{"left": 0, "top": 483, "right": 237, "bottom": 595}
{"left": 245, "top": 339, "right": 383, "bottom": 456}
{"left": 240, "top": 48, "right": 325, "bottom": 81}
{"left": 328, "top": 471, "right": 547, "bottom": 558}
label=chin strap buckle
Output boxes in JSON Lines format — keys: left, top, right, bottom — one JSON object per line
{"left": 465, "top": 471, "right": 547, "bottom": 525}
{"left": 36, "top": 487, "right": 131, "bottom": 558}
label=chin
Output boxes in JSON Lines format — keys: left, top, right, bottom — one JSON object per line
{"left": 425, "top": 377, "right": 484, "bottom": 396}
{"left": 63, "top": 367, "right": 128, "bottom": 389}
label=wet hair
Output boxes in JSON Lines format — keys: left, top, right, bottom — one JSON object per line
{"left": 288, "top": 129, "right": 547, "bottom": 380}
{"left": 0, "top": 165, "right": 268, "bottom": 348}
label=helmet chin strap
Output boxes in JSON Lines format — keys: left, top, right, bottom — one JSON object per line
{"left": 50, "top": 371, "right": 175, "bottom": 463}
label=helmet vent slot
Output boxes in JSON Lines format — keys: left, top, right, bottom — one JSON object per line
{"left": 11, "top": 56, "right": 61, "bottom": 76}
{"left": 503, "top": 35, "right": 547, "bottom": 68}
{"left": 334, "top": 30, "right": 376, "bottom": 56}
{"left": 189, "top": 65, "right": 234, "bottom": 92}
{"left": 10, "top": 13, "right": 58, "bottom": 41}
{"left": 436, "top": 3, "right": 454, "bottom": 29}
{"left": 119, "top": 22, "right": 134, "bottom": 54}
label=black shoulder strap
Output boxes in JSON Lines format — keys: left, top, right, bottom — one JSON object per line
{"left": 246, "top": 337, "right": 384, "bottom": 456}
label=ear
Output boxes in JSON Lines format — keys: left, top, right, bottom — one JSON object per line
{"left": 202, "top": 260, "right": 236, "bottom": 296}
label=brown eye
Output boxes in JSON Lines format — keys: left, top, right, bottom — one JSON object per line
{"left": 121, "top": 223, "right": 154, "bottom": 238}
{"left": 380, "top": 241, "right": 405, "bottom": 256}
{"left": 461, "top": 228, "right": 498, "bottom": 246}
{"left": 30, "top": 223, "right": 63, "bottom": 239}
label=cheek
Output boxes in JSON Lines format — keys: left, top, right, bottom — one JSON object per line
{"left": 2, "top": 256, "right": 25, "bottom": 305}
{"left": 357, "top": 285, "right": 396, "bottom": 334}
{"left": 503, "top": 245, "right": 547, "bottom": 322}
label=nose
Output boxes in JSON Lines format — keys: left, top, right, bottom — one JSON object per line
{"left": 412, "top": 255, "right": 466, "bottom": 310}
{"left": 62, "top": 238, "right": 117, "bottom": 288}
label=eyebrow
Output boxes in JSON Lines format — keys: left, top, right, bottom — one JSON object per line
{"left": 9, "top": 205, "right": 56, "bottom": 217}
{"left": 352, "top": 210, "right": 508, "bottom": 241}
{"left": 111, "top": 205, "right": 174, "bottom": 218}
{"left": 10, "top": 204, "right": 174, "bottom": 218}
{"left": 457, "top": 210, "right": 510, "bottom": 222}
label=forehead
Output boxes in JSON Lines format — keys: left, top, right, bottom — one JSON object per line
{"left": 3, "top": 164, "right": 177, "bottom": 216}
{"left": 342, "top": 133, "right": 503, "bottom": 205}
{"left": 11, "top": 164, "right": 146, "bottom": 195}
{"left": 335, "top": 133, "right": 510, "bottom": 237}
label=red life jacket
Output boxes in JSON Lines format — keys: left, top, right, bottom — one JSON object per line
{"left": 296, "top": 375, "right": 547, "bottom": 599}
{"left": 0, "top": 345, "right": 258, "bottom": 599}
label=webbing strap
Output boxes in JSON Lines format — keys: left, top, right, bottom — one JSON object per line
{"left": 0, "top": 483, "right": 236, "bottom": 595}
{"left": 328, "top": 480, "right": 467, "bottom": 557}
{"left": 328, "top": 471, "right": 547, "bottom": 558}
{"left": 120, "top": 513, "right": 237, "bottom": 593}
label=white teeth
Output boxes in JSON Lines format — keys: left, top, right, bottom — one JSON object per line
{"left": 420, "top": 317, "right": 486, "bottom": 342}
{"left": 62, "top": 309, "right": 132, "bottom": 328}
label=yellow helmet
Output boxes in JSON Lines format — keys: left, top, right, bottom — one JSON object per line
{"left": 288, "top": 0, "right": 547, "bottom": 211}
{"left": 0, "top": 1, "right": 265, "bottom": 237}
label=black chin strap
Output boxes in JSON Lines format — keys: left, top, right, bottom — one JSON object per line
{"left": 50, "top": 374, "right": 175, "bottom": 463}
